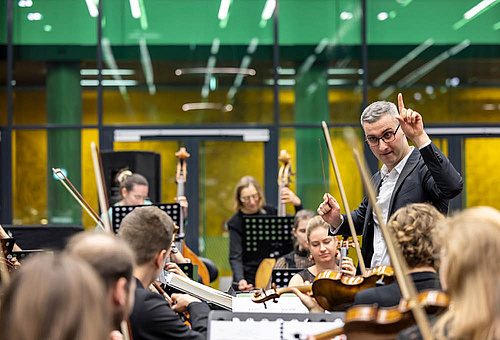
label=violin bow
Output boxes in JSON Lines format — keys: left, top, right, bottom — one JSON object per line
{"left": 343, "top": 127, "right": 434, "bottom": 340}
{"left": 90, "top": 142, "right": 112, "bottom": 234}
{"left": 52, "top": 168, "right": 105, "bottom": 230}
{"left": 321, "top": 121, "right": 366, "bottom": 275}
{"left": 0, "top": 232, "right": 11, "bottom": 285}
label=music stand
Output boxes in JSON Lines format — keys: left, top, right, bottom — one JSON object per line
{"left": 271, "top": 268, "right": 302, "bottom": 288}
{"left": 10, "top": 249, "right": 44, "bottom": 263}
{"left": 111, "top": 203, "right": 181, "bottom": 233}
{"left": 242, "top": 215, "right": 294, "bottom": 263}
{"left": 1, "top": 238, "right": 15, "bottom": 257}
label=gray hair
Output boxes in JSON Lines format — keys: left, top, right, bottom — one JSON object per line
{"left": 360, "top": 101, "right": 399, "bottom": 125}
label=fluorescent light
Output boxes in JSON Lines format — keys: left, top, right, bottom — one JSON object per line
{"left": 297, "top": 54, "right": 317, "bottom": 75}
{"left": 18, "top": 0, "right": 33, "bottom": 8}
{"left": 211, "top": 38, "right": 220, "bottom": 55}
{"left": 182, "top": 103, "right": 233, "bottom": 112}
{"left": 340, "top": 11, "right": 353, "bottom": 20}
{"left": 377, "top": 12, "right": 388, "bottom": 21}
{"left": 139, "top": 38, "right": 155, "bottom": 95}
{"left": 80, "top": 80, "right": 138, "bottom": 86}
{"left": 327, "top": 68, "right": 363, "bottom": 75}
{"left": 218, "top": 0, "right": 231, "bottom": 20}
{"left": 494, "top": 21, "right": 500, "bottom": 30}
{"left": 373, "top": 38, "right": 434, "bottom": 87}
{"left": 85, "top": 0, "right": 98, "bottom": 18}
{"left": 129, "top": 0, "right": 141, "bottom": 18}
{"left": 247, "top": 37, "right": 259, "bottom": 54}
{"left": 314, "top": 38, "right": 328, "bottom": 54}
{"left": 27, "top": 12, "right": 42, "bottom": 21}
{"left": 261, "top": 0, "right": 276, "bottom": 20}
{"left": 175, "top": 67, "right": 256, "bottom": 76}
{"left": 398, "top": 40, "right": 470, "bottom": 88}
{"left": 464, "top": 0, "right": 497, "bottom": 19}
{"left": 327, "top": 79, "right": 352, "bottom": 85}
{"left": 80, "top": 69, "right": 136, "bottom": 76}
{"left": 378, "top": 85, "right": 396, "bottom": 100}
{"left": 277, "top": 67, "right": 295, "bottom": 75}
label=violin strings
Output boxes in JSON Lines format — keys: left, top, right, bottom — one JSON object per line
{"left": 318, "top": 139, "right": 329, "bottom": 194}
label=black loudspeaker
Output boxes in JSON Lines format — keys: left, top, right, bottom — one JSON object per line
{"left": 100, "top": 150, "right": 161, "bottom": 205}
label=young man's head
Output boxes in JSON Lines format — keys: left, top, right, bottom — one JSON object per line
{"left": 361, "top": 101, "right": 411, "bottom": 171}
{"left": 66, "top": 232, "right": 136, "bottom": 329}
{"left": 118, "top": 206, "right": 174, "bottom": 283}
{"left": 387, "top": 203, "right": 444, "bottom": 269}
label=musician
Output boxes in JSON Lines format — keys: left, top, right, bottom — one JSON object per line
{"left": 353, "top": 203, "right": 443, "bottom": 307}
{"left": 228, "top": 175, "right": 303, "bottom": 291}
{"left": 118, "top": 206, "right": 210, "bottom": 340}
{"left": 273, "top": 209, "right": 316, "bottom": 270}
{"left": 398, "top": 206, "right": 500, "bottom": 340}
{"left": 0, "top": 253, "right": 113, "bottom": 339}
{"left": 66, "top": 232, "right": 136, "bottom": 336}
{"left": 318, "top": 93, "right": 463, "bottom": 269}
{"left": 0, "top": 224, "right": 22, "bottom": 251}
{"left": 289, "top": 216, "right": 355, "bottom": 287}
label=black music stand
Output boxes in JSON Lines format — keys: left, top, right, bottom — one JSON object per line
{"left": 242, "top": 215, "right": 294, "bottom": 262}
{"left": 1, "top": 238, "right": 15, "bottom": 257}
{"left": 271, "top": 268, "right": 302, "bottom": 288}
{"left": 9, "top": 249, "right": 44, "bottom": 263}
{"left": 111, "top": 203, "right": 181, "bottom": 233}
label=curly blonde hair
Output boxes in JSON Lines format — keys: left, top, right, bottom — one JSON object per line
{"left": 433, "top": 206, "right": 500, "bottom": 340}
{"left": 387, "top": 203, "right": 444, "bottom": 269}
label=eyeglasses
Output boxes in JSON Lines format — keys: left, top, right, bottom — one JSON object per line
{"left": 241, "top": 194, "right": 260, "bottom": 202}
{"left": 365, "top": 124, "right": 400, "bottom": 146}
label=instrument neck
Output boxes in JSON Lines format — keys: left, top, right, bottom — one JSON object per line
{"left": 277, "top": 182, "right": 286, "bottom": 217}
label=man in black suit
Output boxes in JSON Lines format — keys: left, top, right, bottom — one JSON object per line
{"left": 353, "top": 203, "right": 443, "bottom": 307}
{"left": 118, "top": 206, "right": 210, "bottom": 340}
{"left": 318, "top": 93, "right": 463, "bottom": 269}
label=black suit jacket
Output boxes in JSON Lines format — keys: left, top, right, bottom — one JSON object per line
{"left": 353, "top": 271, "right": 442, "bottom": 307}
{"left": 331, "top": 142, "right": 463, "bottom": 267}
{"left": 129, "top": 278, "right": 211, "bottom": 340}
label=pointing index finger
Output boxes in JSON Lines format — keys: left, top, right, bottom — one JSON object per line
{"left": 398, "top": 93, "right": 405, "bottom": 113}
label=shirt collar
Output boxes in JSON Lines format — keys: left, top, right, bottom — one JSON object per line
{"left": 380, "top": 146, "right": 414, "bottom": 177}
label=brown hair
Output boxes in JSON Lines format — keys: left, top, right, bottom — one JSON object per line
{"left": 0, "top": 253, "right": 112, "bottom": 340}
{"left": 433, "top": 206, "right": 500, "bottom": 340}
{"left": 66, "top": 232, "right": 135, "bottom": 291}
{"left": 233, "top": 175, "right": 266, "bottom": 211}
{"left": 387, "top": 203, "right": 444, "bottom": 269}
{"left": 115, "top": 169, "right": 148, "bottom": 199}
{"left": 306, "top": 215, "right": 330, "bottom": 243}
{"left": 118, "top": 206, "right": 174, "bottom": 266}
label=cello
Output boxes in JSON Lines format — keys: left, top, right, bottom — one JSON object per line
{"left": 254, "top": 149, "right": 294, "bottom": 288}
{"left": 174, "top": 147, "right": 210, "bottom": 286}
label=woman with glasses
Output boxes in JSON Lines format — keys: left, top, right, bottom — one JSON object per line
{"left": 228, "top": 175, "right": 302, "bottom": 291}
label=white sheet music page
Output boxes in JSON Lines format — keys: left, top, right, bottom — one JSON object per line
{"left": 282, "top": 318, "right": 345, "bottom": 340}
{"left": 233, "top": 293, "right": 309, "bottom": 313}
{"left": 210, "top": 319, "right": 280, "bottom": 340}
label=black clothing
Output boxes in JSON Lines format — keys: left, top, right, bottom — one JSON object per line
{"left": 353, "top": 271, "right": 442, "bottom": 307}
{"left": 331, "top": 143, "right": 463, "bottom": 268}
{"left": 129, "top": 278, "right": 210, "bottom": 340}
{"left": 296, "top": 268, "right": 316, "bottom": 283}
{"left": 228, "top": 204, "right": 302, "bottom": 285}
{"left": 274, "top": 246, "right": 313, "bottom": 269}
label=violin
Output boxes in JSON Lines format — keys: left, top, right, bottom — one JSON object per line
{"left": 277, "top": 149, "right": 292, "bottom": 217}
{"left": 252, "top": 265, "right": 394, "bottom": 311}
{"left": 174, "top": 147, "right": 210, "bottom": 286}
{"left": 310, "top": 290, "right": 449, "bottom": 340}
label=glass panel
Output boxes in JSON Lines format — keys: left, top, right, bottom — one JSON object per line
{"left": 101, "top": 0, "right": 274, "bottom": 126}
{"left": 465, "top": 138, "right": 500, "bottom": 210}
{"left": 12, "top": 129, "right": 47, "bottom": 225}
{"left": 200, "top": 140, "right": 264, "bottom": 288}
{"left": 367, "top": 0, "right": 500, "bottom": 123}
{"left": 279, "top": 0, "right": 363, "bottom": 124}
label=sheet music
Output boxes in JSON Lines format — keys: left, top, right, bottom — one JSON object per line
{"left": 210, "top": 319, "right": 280, "bottom": 340}
{"left": 233, "top": 293, "right": 308, "bottom": 313}
{"left": 282, "top": 318, "right": 345, "bottom": 340}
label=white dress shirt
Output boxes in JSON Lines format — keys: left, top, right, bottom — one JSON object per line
{"left": 370, "top": 146, "right": 414, "bottom": 268}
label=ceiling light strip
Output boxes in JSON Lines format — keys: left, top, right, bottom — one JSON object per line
{"left": 373, "top": 38, "right": 434, "bottom": 87}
